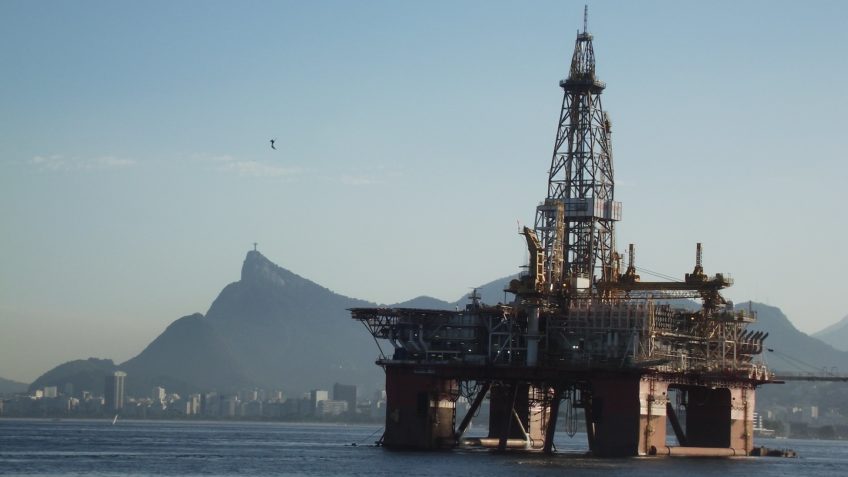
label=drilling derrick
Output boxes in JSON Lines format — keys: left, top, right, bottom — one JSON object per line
{"left": 351, "top": 8, "right": 772, "bottom": 458}
{"left": 535, "top": 14, "right": 620, "bottom": 292}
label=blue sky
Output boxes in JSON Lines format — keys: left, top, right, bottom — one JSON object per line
{"left": 1, "top": 0, "right": 846, "bottom": 382}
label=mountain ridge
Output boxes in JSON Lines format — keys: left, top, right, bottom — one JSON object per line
{"left": 0, "top": 376, "right": 28, "bottom": 394}
{"left": 747, "top": 302, "right": 848, "bottom": 373}
{"left": 812, "top": 314, "right": 848, "bottom": 352}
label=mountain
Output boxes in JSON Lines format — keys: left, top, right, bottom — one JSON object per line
{"left": 746, "top": 302, "right": 848, "bottom": 373}
{"left": 119, "top": 250, "right": 383, "bottom": 396}
{"left": 28, "top": 253, "right": 522, "bottom": 399}
{"left": 121, "top": 313, "right": 253, "bottom": 395}
{"left": 745, "top": 305, "right": 848, "bottom": 415}
{"left": 812, "top": 315, "right": 848, "bottom": 352}
{"left": 0, "top": 376, "right": 28, "bottom": 394}
{"left": 28, "top": 358, "right": 116, "bottom": 395}
{"left": 390, "top": 296, "right": 454, "bottom": 310}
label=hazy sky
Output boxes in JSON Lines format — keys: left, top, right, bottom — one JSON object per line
{"left": 2, "top": 0, "right": 846, "bottom": 383}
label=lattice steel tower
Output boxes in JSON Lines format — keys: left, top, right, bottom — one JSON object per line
{"left": 534, "top": 7, "right": 621, "bottom": 293}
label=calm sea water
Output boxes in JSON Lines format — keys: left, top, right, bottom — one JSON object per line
{"left": 1, "top": 419, "right": 846, "bottom": 476}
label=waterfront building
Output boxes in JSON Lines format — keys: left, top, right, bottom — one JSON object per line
{"left": 104, "top": 371, "right": 127, "bottom": 411}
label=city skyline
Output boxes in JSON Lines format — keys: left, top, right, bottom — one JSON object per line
{"left": 1, "top": 1, "right": 847, "bottom": 383}
{"left": 4, "top": 372, "right": 374, "bottom": 422}
{"left": 5, "top": 371, "right": 844, "bottom": 442}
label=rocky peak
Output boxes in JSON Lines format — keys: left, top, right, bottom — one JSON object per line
{"left": 241, "top": 250, "right": 286, "bottom": 288}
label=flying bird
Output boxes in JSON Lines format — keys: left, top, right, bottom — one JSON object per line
{"left": 270, "top": 138, "right": 277, "bottom": 150}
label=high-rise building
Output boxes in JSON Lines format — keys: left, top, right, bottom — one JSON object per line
{"left": 201, "top": 392, "right": 219, "bottom": 417}
{"left": 317, "top": 400, "right": 348, "bottom": 416}
{"left": 185, "top": 394, "right": 200, "bottom": 415}
{"left": 309, "top": 389, "right": 328, "bottom": 414}
{"left": 104, "top": 371, "right": 127, "bottom": 411}
{"left": 221, "top": 396, "right": 238, "bottom": 417}
{"left": 332, "top": 383, "right": 357, "bottom": 415}
{"left": 152, "top": 386, "right": 166, "bottom": 402}
{"left": 43, "top": 386, "right": 58, "bottom": 398}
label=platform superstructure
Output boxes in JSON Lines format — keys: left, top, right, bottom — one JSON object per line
{"left": 351, "top": 10, "right": 770, "bottom": 457}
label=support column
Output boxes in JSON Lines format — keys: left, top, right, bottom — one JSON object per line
{"left": 488, "top": 382, "right": 530, "bottom": 444}
{"left": 656, "top": 384, "right": 755, "bottom": 456}
{"left": 586, "top": 375, "right": 668, "bottom": 456}
{"left": 487, "top": 383, "right": 551, "bottom": 450}
{"left": 639, "top": 378, "right": 668, "bottom": 455}
{"left": 684, "top": 386, "right": 731, "bottom": 448}
{"left": 586, "top": 376, "right": 639, "bottom": 456}
{"left": 584, "top": 392, "right": 597, "bottom": 453}
{"left": 382, "top": 366, "right": 457, "bottom": 449}
{"left": 729, "top": 387, "right": 755, "bottom": 454}
{"left": 527, "top": 385, "right": 549, "bottom": 450}
{"left": 543, "top": 387, "right": 562, "bottom": 454}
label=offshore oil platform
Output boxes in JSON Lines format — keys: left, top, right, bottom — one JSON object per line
{"left": 351, "top": 10, "right": 771, "bottom": 457}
